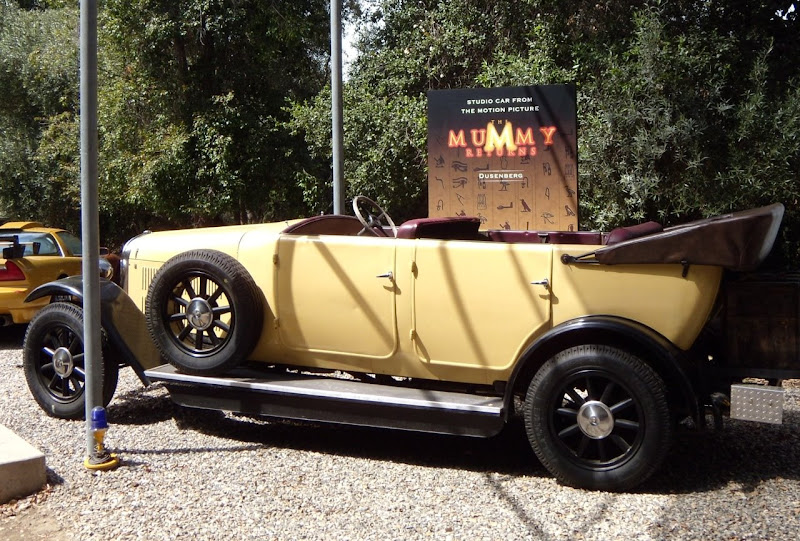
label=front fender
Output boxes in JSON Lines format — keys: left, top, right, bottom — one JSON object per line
{"left": 505, "top": 315, "right": 701, "bottom": 427}
{"left": 26, "top": 276, "right": 163, "bottom": 383}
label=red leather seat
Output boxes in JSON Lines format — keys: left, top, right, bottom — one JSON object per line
{"left": 604, "top": 221, "right": 663, "bottom": 245}
{"left": 396, "top": 217, "right": 482, "bottom": 240}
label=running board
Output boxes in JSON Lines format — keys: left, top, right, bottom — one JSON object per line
{"left": 144, "top": 364, "right": 506, "bottom": 437}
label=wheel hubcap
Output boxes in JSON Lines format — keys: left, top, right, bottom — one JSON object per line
{"left": 186, "top": 298, "right": 214, "bottom": 331}
{"left": 52, "top": 347, "right": 74, "bottom": 378}
{"left": 576, "top": 400, "right": 614, "bottom": 439}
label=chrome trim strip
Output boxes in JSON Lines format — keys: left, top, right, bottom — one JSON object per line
{"left": 119, "top": 230, "right": 152, "bottom": 291}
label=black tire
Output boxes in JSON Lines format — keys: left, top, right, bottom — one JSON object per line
{"left": 145, "top": 249, "right": 263, "bottom": 376}
{"left": 524, "top": 345, "right": 672, "bottom": 491}
{"left": 23, "top": 303, "right": 119, "bottom": 420}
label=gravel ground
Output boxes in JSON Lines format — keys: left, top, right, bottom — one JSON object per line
{"left": 2, "top": 325, "right": 800, "bottom": 540}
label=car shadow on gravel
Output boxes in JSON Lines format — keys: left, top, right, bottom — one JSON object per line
{"left": 103, "top": 383, "right": 800, "bottom": 493}
{"left": 106, "top": 384, "right": 175, "bottom": 425}
{"left": 100, "top": 382, "right": 543, "bottom": 476}
{"left": 190, "top": 409, "right": 546, "bottom": 477}
{"left": 0, "top": 325, "right": 26, "bottom": 350}
{"left": 640, "top": 410, "right": 800, "bottom": 494}
{"left": 106, "top": 386, "right": 548, "bottom": 477}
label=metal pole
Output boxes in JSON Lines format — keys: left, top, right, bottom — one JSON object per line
{"left": 79, "top": 0, "right": 103, "bottom": 457}
{"left": 331, "top": 0, "right": 344, "bottom": 214}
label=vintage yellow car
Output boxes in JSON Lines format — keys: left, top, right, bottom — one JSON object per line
{"left": 21, "top": 198, "right": 794, "bottom": 491}
{"left": 0, "top": 221, "right": 88, "bottom": 325}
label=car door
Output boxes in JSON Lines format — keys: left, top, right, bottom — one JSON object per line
{"left": 22, "top": 233, "right": 82, "bottom": 284}
{"left": 274, "top": 234, "right": 397, "bottom": 369}
{"left": 25, "top": 255, "right": 82, "bottom": 281}
{"left": 410, "top": 240, "right": 552, "bottom": 381}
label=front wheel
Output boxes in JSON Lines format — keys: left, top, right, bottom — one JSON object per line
{"left": 524, "top": 345, "right": 672, "bottom": 491}
{"left": 23, "top": 303, "right": 119, "bottom": 420}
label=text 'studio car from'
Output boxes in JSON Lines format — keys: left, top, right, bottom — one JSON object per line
{"left": 20, "top": 197, "right": 796, "bottom": 491}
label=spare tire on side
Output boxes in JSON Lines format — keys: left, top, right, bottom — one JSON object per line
{"left": 145, "top": 249, "right": 263, "bottom": 376}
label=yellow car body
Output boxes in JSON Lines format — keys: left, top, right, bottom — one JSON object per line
{"left": 0, "top": 222, "right": 84, "bottom": 324}
{"left": 121, "top": 217, "right": 723, "bottom": 383}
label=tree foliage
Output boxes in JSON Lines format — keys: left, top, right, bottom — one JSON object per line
{"left": 1, "top": 0, "right": 799, "bottom": 264}
{"left": 0, "top": 2, "right": 80, "bottom": 226}
{"left": 289, "top": 0, "right": 575, "bottom": 221}
{"left": 1, "top": 0, "right": 334, "bottom": 245}
{"left": 99, "top": 1, "right": 333, "bottom": 231}
{"left": 290, "top": 0, "right": 800, "bottom": 264}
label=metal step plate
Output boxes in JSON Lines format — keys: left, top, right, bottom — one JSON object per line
{"left": 144, "top": 364, "right": 505, "bottom": 437}
{"left": 730, "top": 383, "right": 784, "bottom": 424}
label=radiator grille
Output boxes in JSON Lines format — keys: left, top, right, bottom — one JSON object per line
{"left": 140, "top": 266, "right": 158, "bottom": 308}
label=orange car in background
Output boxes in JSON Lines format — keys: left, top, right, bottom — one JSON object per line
{"left": 0, "top": 221, "right": 86, "bottom": 325}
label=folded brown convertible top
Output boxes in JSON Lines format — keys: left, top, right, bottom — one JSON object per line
{"left": 590, "top": 203, "right": 785, "bottom": 271}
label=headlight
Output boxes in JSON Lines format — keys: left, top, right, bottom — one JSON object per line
{"left": 99, "top": 258, "right": 114, "bottom": 280}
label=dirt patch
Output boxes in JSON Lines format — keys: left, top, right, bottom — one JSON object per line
{"left": 0, "top": 486, "right": 73, "bottom": 541}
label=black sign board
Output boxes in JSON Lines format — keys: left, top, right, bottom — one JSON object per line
{"left": 427, "top": 85, "right": 578, "bottom": 231}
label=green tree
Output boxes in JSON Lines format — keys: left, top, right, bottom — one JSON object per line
{"left": 98, "top": 0, "right": 334, "bottom": 237}
{"left": 3, "top": 1, "right": 799, "bottom": 264}
{"left": 0, "top": 1, "right": 337, "bottom": 246}
{"left": 290, "top": 0, "right": 800, "bottom": 263}
{"left": 290, "top": 0, "right": 574, "bottom": 221}
{"left": 576, "top": 2, "right": 800, "bottom": 264}
{"left": 0, "top": 2, "right": 80, "bottom": 227}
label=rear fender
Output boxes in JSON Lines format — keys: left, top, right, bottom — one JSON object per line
{"left": 505, "top": 316, "right": 702, "bottom": 427}
{"left": 26, "top": 276, "right": 162, "bottom": 384}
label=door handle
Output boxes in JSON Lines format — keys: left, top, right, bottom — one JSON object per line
{"left": 530, "top": 278, "right": 549, "bottom": 289}
{"left": 376, "top": 271, "right": 394, "bottom": 281}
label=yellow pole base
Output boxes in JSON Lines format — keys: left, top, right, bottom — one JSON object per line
{"left": 84, "top": 453, "right": 120, "bottom": 471}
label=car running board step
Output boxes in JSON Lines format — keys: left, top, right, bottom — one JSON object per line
{"left": 144, "top": 364, "right": 505, "bottom": 437}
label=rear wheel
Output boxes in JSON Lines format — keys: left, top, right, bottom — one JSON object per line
{"left": 23, "top": 303, "right": 118, "bottom": 420}
{"left": 524, "top": 345, "right": 672, "bottom": 491}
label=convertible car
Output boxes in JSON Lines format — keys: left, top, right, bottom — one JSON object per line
{"left": 21, "top": 197, "right": 796, "bottom": 491}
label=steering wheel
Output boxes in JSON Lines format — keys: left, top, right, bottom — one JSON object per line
{"left": 353, "top": 196, "right": 398, "bottom": 237}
